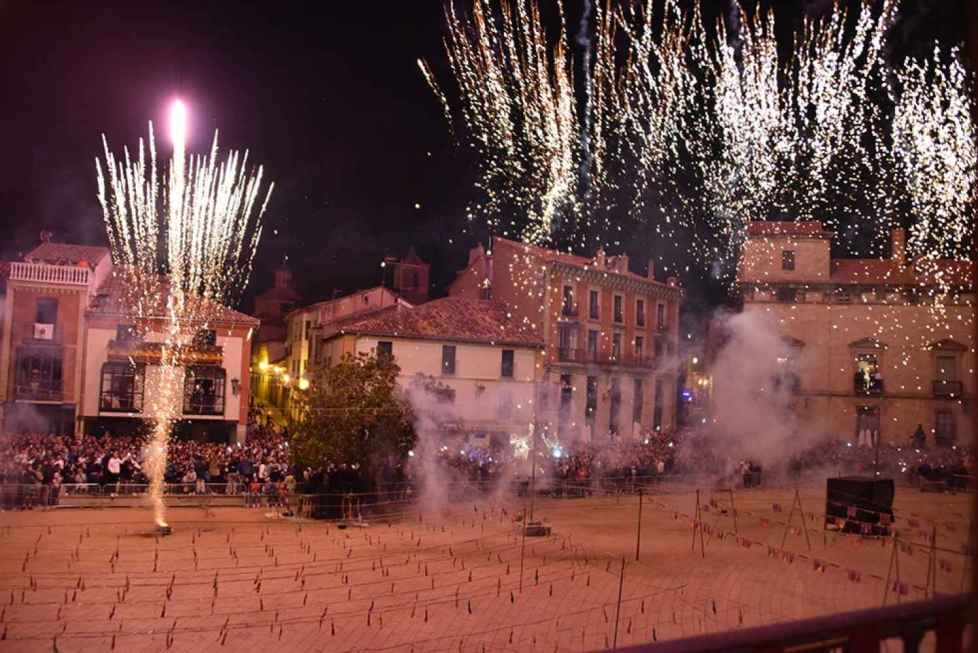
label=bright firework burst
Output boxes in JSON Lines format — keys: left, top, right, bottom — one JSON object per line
{"left": 95, "top": 100, "right": 273, "bottom": 527}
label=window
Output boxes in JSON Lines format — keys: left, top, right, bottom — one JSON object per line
{"left": 377, "top": 341, "right": 393, "bottom": 364}
{"left": 854, "top": 353, "right": 882, "bottom": 395}
{"left": 609, "top": 377, "right": 621, "bottom": 434}
{"left": 183, "top": 366, "right": 226, "bottom": 416}
{"left": 654, "top": 338, "right": 664, "bottom": 358}
{"left": 636, "top": 299, "right": 645, "bottom": 327}
{"left": 100, "top": 362, "right": 145, "bottom": 413}
{"left": 633, "top": 378, "right": 644, "bottom": 424}
{"left": 587, "top": 330, "right": 599, "bottom": 360}
{"left": 14, "top": 346, "right": 63, "bottom": 401}
{"left": 194, "top": 329, "right": 217, "bottom": 347}
{"left": 501, "top": 349, "right": 514, "bottom": 378}
{"left": 656, "top": 304, "right": 666, "bottom": 331}
{"left": 559, "top": 374, "right": 573, "bottom": 412}
{"left": 611, "top": 332, "right": 622, "bottom": 361}
{"left": 558, "top": 325, "right": 577, "bottom": 361}
{"left": 635, "top": 336, "right": 644, "bottom": 359}
{"left": 589, "top": 290, "right": 599, "bottom": 319}
{"left": 776, "top": 288, "right": 798, "bottom": 303}
{"left": 934, "top": 353, "right": 959, "bottom": 397}
{"left": 442, "top": 345, "right": 456, "bottom": 376}
{"left": 585, "top": 376, "right": 598, "bottom": 422}
{"left": 497, "top": 390, "right": 513, "bottom": 420}
{"left": 562, "top": 285, "right": 575, "bottom": 315}
{"left": 935, "top": 410, "right": 955, "bottom": 446}
{"left": 653, "top": 381, "right": 663, "bottom": 431}
{"left": 781, "top": 250, "right": 795, "bottom": 271}
{"left": 613, "top": 295, "right": 624, "bottom": 323}
{"left": 35, "top": 298, "right": 57, "bottom": 324}
{"left": 116, "top": 324, "right": 139, "bottom": 342}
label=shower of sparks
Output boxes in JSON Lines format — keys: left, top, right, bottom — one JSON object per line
{"left": 892, "top": 47, "right": 977, "bottom": 293}
{"left": 96, "top": 103, "right": 272, "bottom": 527}
{"left": 420, "top": 0, "right": 619, "bottom": 249}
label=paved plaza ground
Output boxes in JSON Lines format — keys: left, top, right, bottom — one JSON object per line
{"left": 0, "top": 482, "right": 972, "bottom": 652}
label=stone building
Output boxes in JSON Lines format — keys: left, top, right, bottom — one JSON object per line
{"left": 450, "top": 236, "right": 683, "bottom": 443}
{"left": 738, "top": 221, "right": 974, "bottom": 446}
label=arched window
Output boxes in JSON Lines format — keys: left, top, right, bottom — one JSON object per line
{"left": 183, "top": 366, "right": 226, "bottom": 416}
{"left": 100, "top": 362, "right": 145, "bottom": 412}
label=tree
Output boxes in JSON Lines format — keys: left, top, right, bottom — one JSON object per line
{"left": 290, "top": 352, "right": 416, "bottom": 483}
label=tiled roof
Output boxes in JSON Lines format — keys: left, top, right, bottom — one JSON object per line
{"left": 491, "top": 236, "right": 671, "bottom": 286}
{"left": 337, "top": 296, "right": 542, "bottom": 347}
{"left": 746, "top": 221, "right": 830, "bottom": 237}
{"left": 88, "top": 269, "right": 259, "bottom": 326}
{"left": 25, "top": 242, "right": 111, "bottom": 265}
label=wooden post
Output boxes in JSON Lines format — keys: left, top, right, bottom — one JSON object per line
{"left": 612, "top": 557, "right": 625, "bottom": 650}
{"left": 883, "top": 532, "right": 898, "bottom": 606}
{"left": 795, "top": 489, "right": 812, "bottom": 552}
{"left": 635, "top": 489, "right": 643, "bottom": 562}
{"left": 728, "top": 488, "right": 738, "bottom": 534}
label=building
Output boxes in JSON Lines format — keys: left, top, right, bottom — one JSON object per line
{"left": 262, "top": 250, "right": 430, "bottom": 415}
{"left": 321, "top": 296, "right": 542, "bottom": 448}
{"left": 0, "top": 239, "right": 258, "bottom": 441}
{"left": 251, "top": 264, "right": 300, "bottom": 410}
{"left": 738, "top": 221, "right": 974, "bottom": 446}
{"left": 450, "top": 236, "right": 683, "bottom": 443}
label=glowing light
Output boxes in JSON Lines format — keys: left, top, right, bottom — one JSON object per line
{"left": 298, "top": 377, "right": 310, "bottom": 391}
{"left": 95, "top": 106, "right": 272, "bottom": 529}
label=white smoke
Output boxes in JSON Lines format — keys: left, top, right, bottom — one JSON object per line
{"left": 699, "top": 310, "right": 829, "bottom": 474}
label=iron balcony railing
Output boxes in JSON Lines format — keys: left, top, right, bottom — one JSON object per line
{"left": 13, "top": 384, "right": 64, "bottom": 402}
{"left": 560, "top": 303, "right": 580, "bottom": 317}
{"left": 556, "top": 348, "right": 655, "bottom": 368}
{"left": 933, "top": 379, "right": 963, "bottom": 398}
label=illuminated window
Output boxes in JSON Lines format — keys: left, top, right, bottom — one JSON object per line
{"left": 100, "top": 362, "right": 145, "bottom": 413}
{"left": 781, "top": 250, "right": 795, "bottom": 271}
{"left": 184, "top": 366, "right": 226, "bottom": 416}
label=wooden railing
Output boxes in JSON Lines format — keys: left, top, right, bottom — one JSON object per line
{"left": 615, "top": 594, "right": 973, "bottom": 653}
{"left": 9, "top": 262, "right": 91, "bottom": 286}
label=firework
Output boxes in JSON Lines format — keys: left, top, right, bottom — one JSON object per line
{"left": 96, "top": 100, "right": 273, "bottom": 527}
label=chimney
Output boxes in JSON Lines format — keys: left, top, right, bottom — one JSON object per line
{"left": 615, "top": 254, "right": 629, "bottom": 274}
{"left": 647, "top": 259, "right": 655, "bottom": 280}
{"left": 594, "top": 247, "right": 606, "bottom": 269}
{"left": 666, "top": 276, "right": 679, "bottom": 288}
{"left": 890, "top": 227, "right": 906, "bottom": 264}
{"left": 40, "top": 230, "right": 53, "bottom": 243}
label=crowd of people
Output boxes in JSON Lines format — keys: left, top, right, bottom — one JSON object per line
{"left": 0, "top": 407, "right": 298, "bottom": 509}
{"left": 2, "top": 417, "right": 974, "bottom": 510}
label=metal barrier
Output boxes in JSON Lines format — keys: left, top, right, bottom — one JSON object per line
{"left": 616, "top": 594, "right": 973, "bottom": 653}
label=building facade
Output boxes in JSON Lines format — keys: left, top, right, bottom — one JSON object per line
{"left": 322, "top": 296, "right": 541, "bottom": 448}
{"left": 0, "top": 240, "right": 258, "bottom": 441}
{"left": 739, "top": 221, "right": 974, "bottom": 446}
{"left": 450, "top": 237, "right": 683, "bottom": 443}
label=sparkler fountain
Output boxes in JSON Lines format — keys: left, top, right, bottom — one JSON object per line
{"left": 96, "top": 100, "right": 273, "bottom": 532}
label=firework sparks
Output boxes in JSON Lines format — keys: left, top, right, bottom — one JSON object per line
{"left": 96, "top": 100, "right": 273, "bottom": 528}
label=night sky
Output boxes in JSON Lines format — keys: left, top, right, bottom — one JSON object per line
{"left": 0, "top": 0, "right": 967, "bottom": 317}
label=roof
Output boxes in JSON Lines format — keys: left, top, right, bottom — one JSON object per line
{"left": 25, "top": 242, "right": 111, "bottom": 266}
{"left": 830, "top": 259, "right": 973, "bottom": 287}
{"left": 336, "top": 296, "right": 543, "bottom": 348}
{"left": 88, "top": 269, "right": 260, "bottom": 326}
{"left": 746, "top": 221, "right": 831, "bottom": 238}
{"left": 491, "top": 236, "right": 677, "bottom": 288}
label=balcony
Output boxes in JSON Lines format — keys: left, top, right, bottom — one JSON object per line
{"left": 560, "top": 303, "right": 579, "bottom": 318}
{"left": 557, "top": 347, "right": 582, "bottom": 362}
{"left": 555, "top": 348, "right": 655, "bottom": 368}
{"left": 9, "top": 262, "right": 91, "bottom": 286}
{"left": 854, "top": 377, "right": 884, "bottom": 396}
{"left": 617, "top": 595, "right": 971, "bottom": 653}
{"left": 14, "top": 383, "right": 64, "bottom": 402}
{"left": 933, "top": 379, "right": 963, "bottom": 398}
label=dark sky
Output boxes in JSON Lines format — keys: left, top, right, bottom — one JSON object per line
{"left": 0, "top": 0, "right": 967, "bottom": 316}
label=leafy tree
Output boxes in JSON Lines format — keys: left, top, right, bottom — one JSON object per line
{"left": 290, "top": 352, "right": 416, "bottom": 481}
